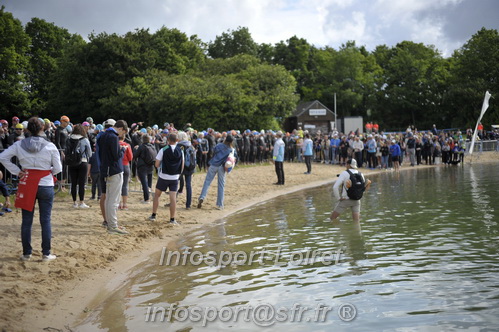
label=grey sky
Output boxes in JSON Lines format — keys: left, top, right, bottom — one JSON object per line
{"left": 2, "top": 0, "right": 498, "bottom": 57}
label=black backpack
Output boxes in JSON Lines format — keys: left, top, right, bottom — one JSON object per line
{"left": 183, "top": 145, "right": 197, "bottom": 172}
{"left": 65, "top": 137, "right": 85, "bottom": 167}
{"left": 143, "top": 144, "right": 157, "bottom": 166}
{"left": 346, "top": 169, "right": 365, "bottom": 200}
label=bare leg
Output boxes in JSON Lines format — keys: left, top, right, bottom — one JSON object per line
{"left": 330, "top": 210, "right": 340, "bottom": 221}
{"left": 100, "top": 193, "right": 106, "bottom": 220}
{"left": 169, "top": 191, "right": 177, "bottom": 219}
{"left": 152, "top": 189, "right": 162, "bottom": 214}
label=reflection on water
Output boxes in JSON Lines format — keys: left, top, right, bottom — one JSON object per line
{"left": 77, "top": 164, "right": 499, "bottom": 331}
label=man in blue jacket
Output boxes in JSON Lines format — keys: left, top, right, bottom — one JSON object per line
{"left": 98, "top": 119, "right": 128, "bottom": 234}
{"left": 272, "top": 131, "right": 285, "bottom": 185}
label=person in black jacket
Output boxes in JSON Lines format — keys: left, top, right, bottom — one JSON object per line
{"left": 97, "top": 119, "right": 128, "bottom": 235}
{"left": 133, "top": 134, "right": 155, "bottom": 203}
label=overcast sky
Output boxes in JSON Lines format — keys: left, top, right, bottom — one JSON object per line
{"left": 2, "top": 0, "right": 498, "bottom": 57}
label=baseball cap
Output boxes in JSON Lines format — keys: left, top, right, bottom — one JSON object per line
{"left": 82, "top": 121, "right": 90, "bottom": 126}
{"left": 104, "top": 119, "right": 116, "bottom": 126}
{"left": 60, "top": 115, "right": 70, "bottom": 122}
{"left": 44, "top": 118, "right": 50, "bottom": 123}
{"left": 347, "top": 159, "right": 358, "bottom": 169}
{"left": 140, "top": 128, "right": 147, "bottom": 134}
{"left": 54, "top": 120, "right": 61, "bottom": 126}
{"left": 0, "top": 119, "right": 7, "bottom": 124}
{"left": 96, "top": 124, "right": 104, "bottom": 131}
{"left": 86, "top": 117, "right": 94, "bottom": 122}
{"left": 15, "top": 123, "right": 24, "bottom": 129}
{"left": 161, "top": 129, "right": 169, "bottom": 134}
{"left": 12, "top": 116, "right": 19, "bottom": 121}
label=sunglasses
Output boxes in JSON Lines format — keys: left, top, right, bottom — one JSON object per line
{"left": 15, "top": 128, "right": 23, "bottom": 130}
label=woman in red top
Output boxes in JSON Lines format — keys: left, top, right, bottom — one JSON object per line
{"left": 119, "top": 133, "right": 133, "bottom": 210}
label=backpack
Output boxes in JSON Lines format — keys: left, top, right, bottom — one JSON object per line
{"left": 143, "top": 144, "right": 156, "bottom": 166}
{"left": 183, "top": 145, "right": 196, "bottom": 172}
{"left": 65, "top": 137, "right": 85, "bottom": 167}
{"left": 346, "top": 169, "right": 365, "bottom": 200}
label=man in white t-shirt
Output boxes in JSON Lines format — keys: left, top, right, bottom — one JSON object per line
{"left": 330, "top": 159, "right": 371, "bottom": 223}
{"left": 149, "top": 132, "right": 183, "bottom": 224}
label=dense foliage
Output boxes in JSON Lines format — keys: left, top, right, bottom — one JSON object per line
{"left": 1, "top": 6, "right": 497, "bottom": 131}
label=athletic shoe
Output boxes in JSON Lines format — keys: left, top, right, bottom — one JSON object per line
{"left": 0, "top": 212, "right": 4, "bottom": 216}
{"left": 216, "top": 206, "right": 224, "bottom": 210}
{"left": 102, "top": 221, "right": 108, "bottom": 228}
{"left": 72, "top": 203, "right": 79, "bottom": 208}
{"left": 42, "top": 254, "right": 57, "bottom": 261}
{"left": 20, "top": 254, "right": 31, "bottom": 261}
{"left": 169, "top": 220, "right": 179, "bottom": 225}
{"left": 197, "top": 198, "right": 203, "bottom": 209}
{"left": 107, "top": 226, "right": 128, "bottom": 235}
{"left": 79, "top": 203, "right": 90, "bottom": 208}
{"left": 140, "top": 200, "right": 150, "bottom": 204}
{"left": 148, "top": 214, "right": 156, "bottom": 221}
{"left": 2, "top": 207, "right": 12, "bottom": 213}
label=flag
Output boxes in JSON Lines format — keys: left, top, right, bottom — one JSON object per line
{"left": 469, "top": 91, "right": 492, "bottom": 155}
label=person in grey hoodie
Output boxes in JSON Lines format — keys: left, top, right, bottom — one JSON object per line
{"left": 0, "top": 117, "right": 62, "bottom": 262}
{"left": 177, "top": 131, "right": 195, "bottom": 209}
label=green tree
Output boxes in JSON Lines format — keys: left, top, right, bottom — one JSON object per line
{"left": 25, "top": 17, "right": 74, "bottom": 115}
{"left": 373, "top": 41, "right": 450, "bottom": 130}
{"left": 0, "top": 7, "right": 31, "bottom": 118}
{"left": 448, "top": 28, "right": 499, "bottom": 127}
{"left": 208, "top": 26, "right": 258, "bottom": 59}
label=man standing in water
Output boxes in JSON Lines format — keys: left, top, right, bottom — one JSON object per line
{"left": 330, "top": 159, "right": 371, "bottom": 223}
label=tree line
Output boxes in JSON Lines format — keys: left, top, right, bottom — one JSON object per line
{"left": 1, "top": 6, "right": 498, "bottom": 131}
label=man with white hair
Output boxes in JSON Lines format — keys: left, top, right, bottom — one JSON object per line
{"left": 330, "top": 159, "right": 371, "bottom": 223}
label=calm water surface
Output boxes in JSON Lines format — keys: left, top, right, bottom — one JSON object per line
{"left": 77, "top": 164, "right": 499, "bottom": 332}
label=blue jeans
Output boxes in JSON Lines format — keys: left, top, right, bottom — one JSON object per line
{"left": 21, "top": 186, "right": 54, "bottom": 256}
{"left": 137, "top": 167, "right": 153, "bottom": 201}
{"left": 199, "top": 165, "right": 226, "bottom": 208}
{"left": 179, "top": 173, "right": 193, "bottom": 208}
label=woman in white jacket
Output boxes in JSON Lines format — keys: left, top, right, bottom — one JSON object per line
{"left": 0, "top": 117, "right": 62, "bottom": 261}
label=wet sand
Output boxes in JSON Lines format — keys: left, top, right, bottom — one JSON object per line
{"left": 1, "top": 151, "right": 497, "bottom": 331}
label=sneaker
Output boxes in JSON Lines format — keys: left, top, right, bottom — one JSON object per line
{"left": 169, "top": 219, "right": 180, "bottom": 225}
{"left": 79, "top": 203, "right": 90, "bottom": 208}
{"left": 72, "top": 203, "right": 79, "bottom": 208}
{"left": 0, "top": 212, "right": 4, "bottom": 217}
{"left": 107, "top": 226, "right": 128, "bottom": 235}
{"left": 2, "top": 207, "right": 12, "bottom": 213}
{"left": 140, "top": 200, "right": 150, "bottom": 204}
{"left": 89, "top": 197, "right": 96, "bottom": 201}
{"left": 216, "top": 205, "right": 224, "bottom": 210}
{"left": 42, "top": 254, "right": 57, "bottom": 261}
{"left": 148, "top": 214, "right": 156, "bottom": 221}
{"left": 197, "top": 198, "right": 203, "bottom": 209}
{"left": 102, "top": 221, "right": 108, "bottom": 228}
{"left": 122, "top": 205, "right": 128, "bottom": 210}
{"left": 20, "top": 254, "right": 31, "bottom": 261}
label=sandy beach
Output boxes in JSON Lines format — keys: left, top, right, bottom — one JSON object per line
{"left": 1, "top": 151, "right": 498, "bottom": 331}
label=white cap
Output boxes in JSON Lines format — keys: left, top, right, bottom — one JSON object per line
{"left": 104, "top": 119, "right": 116, "bottom": 126}
{"left": 348, "top": 159, "right": 358, "bottom": 169}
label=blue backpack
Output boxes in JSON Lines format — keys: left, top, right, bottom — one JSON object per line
{"left": 183, "top": 145, "right": 197, "bottom": 172}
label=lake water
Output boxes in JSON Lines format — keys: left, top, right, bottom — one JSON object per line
{"left": 77, "top": 164, "right": 499, "bottom": 331}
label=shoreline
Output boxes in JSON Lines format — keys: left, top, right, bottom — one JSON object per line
{"left": 2, "top": 152, "right": 498, "bottom": 331}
